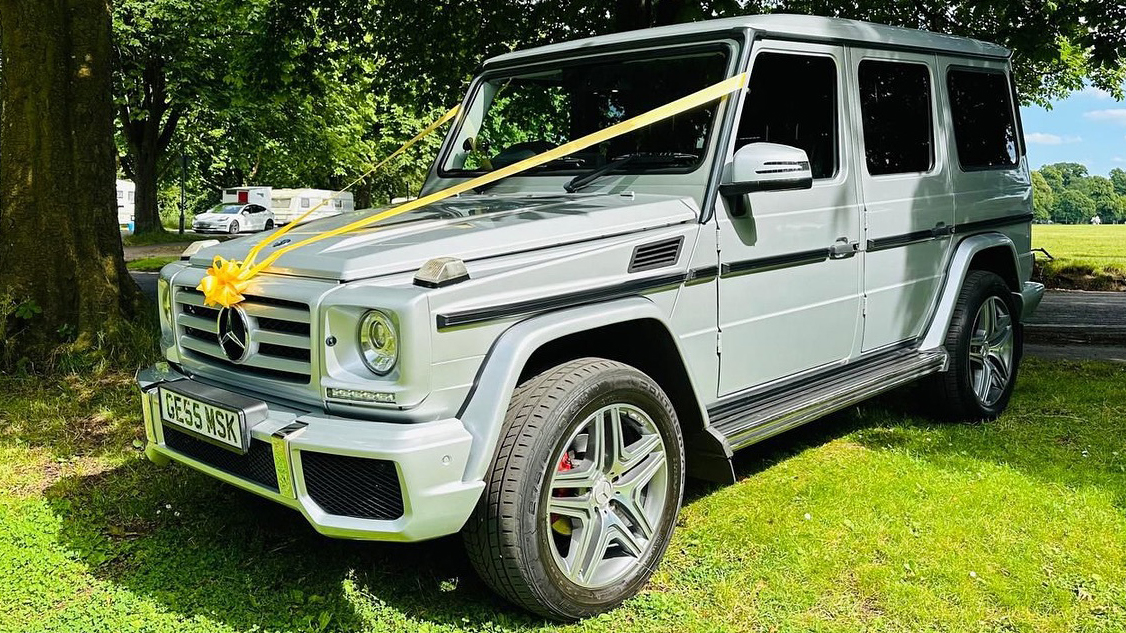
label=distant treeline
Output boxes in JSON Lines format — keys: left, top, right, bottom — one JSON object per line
{"left": 1032, "top": 163, "right": 1126, "bottom": 224}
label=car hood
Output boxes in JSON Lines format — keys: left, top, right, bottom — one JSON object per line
{"left": 194, "top": 213, "right": 234, "bottom": 222}
{"left": 191, "top": 193, "right": 698, "bottom": 281}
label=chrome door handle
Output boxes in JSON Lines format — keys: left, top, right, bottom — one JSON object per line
{"left": 829, "top": 238, "right": 859, "bottom": 259}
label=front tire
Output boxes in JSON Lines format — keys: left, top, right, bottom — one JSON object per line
{"left": 933, "top": 270, "right": 1022, "bottom": 420}
{"left": 463, "top": 358, "right": 684, "bottom": 621}
{"left": 228, "top": 221, "right": 239, "bottom": 234}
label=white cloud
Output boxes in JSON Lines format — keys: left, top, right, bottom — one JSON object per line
{"left": 1080, "top": 86, "right": 1112, "bottom": 99}
{"left": 1024, "top": 132, "right": 1083, "bottom": 145}
{"left": 1084, "top": 109, "right": 1126, "bottom": 124}
{"left": 1114, "top": 157, "right": 1126, "bottom": 163}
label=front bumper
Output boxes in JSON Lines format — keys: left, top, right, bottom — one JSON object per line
{"left": 137, "top": 364, "right": 483, "bottom": 541}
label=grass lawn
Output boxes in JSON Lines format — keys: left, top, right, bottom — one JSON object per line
{"left": 123, "top": 231, "right": 228, "bottom": 248}
{"left": 126, "top": 256, "right": 179, "bottom": 272}
{"left": 1032, "top": 225, "right": 1126, "bottom": 290}
{"left": 2, "top": 358, "right": 1125, "bottom": 632}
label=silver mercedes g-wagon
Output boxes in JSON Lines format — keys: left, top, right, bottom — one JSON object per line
{"left": 138, "top": 14, "right": 1044, "bottom": 619}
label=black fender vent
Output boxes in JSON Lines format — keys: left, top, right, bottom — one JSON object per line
{"left": 162, "top": 424, "right": 279, "bottom": 491}
{"left": 628, "top": 236, "right": 684, "bottom": 273}
{"left": 300, "top": 451, "right": 404, "bottom": 521}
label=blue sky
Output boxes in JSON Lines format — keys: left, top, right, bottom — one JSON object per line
{"left": 1020, "top": 86, "right": 1126, "bottom": 176}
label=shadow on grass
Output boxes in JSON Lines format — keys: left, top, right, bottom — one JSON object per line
{"left": 44, "top": 461, "right": 542, "bottom": 631}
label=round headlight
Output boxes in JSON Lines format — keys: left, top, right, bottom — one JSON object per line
{"left": 358, "top": 310, "right": 398, "bottom": 375}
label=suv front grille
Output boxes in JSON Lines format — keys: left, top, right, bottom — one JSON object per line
{"left": 173, "top": 287, "right": 312, "bottom": 384}
{"left": 162, "top": 424, "right": 279, "bottom": 491}
{"left": 300, "top": 451, "right": 404, "bottom": 520}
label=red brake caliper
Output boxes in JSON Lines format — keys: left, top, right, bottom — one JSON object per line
{"left": 551, "top": 453, "right": 575, "bottom": 535}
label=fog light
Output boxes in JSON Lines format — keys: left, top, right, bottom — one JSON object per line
{"left": 326, "top": 388, "right": 395, "bottom": 404}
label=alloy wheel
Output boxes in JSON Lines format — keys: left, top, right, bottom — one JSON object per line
{"left": 545, "top": 403, "right": 669, "bottom": 589}
{"left": 968, "top": 296, "right": 1014, "bottom": 407}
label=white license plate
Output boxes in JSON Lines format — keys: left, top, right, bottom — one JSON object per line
{"left": 158, "top": 388, "right": 245, "bottom": 451}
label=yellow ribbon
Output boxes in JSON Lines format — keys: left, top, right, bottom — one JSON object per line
{"left": 198, "top": 72, "right": 747, "bottom": 307}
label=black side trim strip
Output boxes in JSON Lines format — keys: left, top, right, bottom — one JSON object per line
{"left": 436, "top": 272, "right": 687, "bottom": 329}
{"left": 721, "top": 248, "right": 829, "bottom": 277}
{"left": 867, "top": 228, "right": 943, "bottom": 253}
{"left": 954, "top": 212, "right": 1034, "bottom": 234}
{"left": 867, "top": 213, "right": 1033, "bottom": 253}
{"left": 685, "top": 265, "right": 719, "bottom": 285}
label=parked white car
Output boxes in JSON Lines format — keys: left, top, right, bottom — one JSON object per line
{"left": 191, "top": 202, "right": 275, "bottom": 234}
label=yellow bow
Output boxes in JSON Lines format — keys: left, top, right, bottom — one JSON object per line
{"left": 197, "top": 256, "right": 251, "bottom": 308}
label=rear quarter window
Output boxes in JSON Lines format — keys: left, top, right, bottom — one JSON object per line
{"left": 857, "top": 60, "right": 935, "bottom": 176}
{"left": 946, "top": 68, "right": 1019, "bottom": 170}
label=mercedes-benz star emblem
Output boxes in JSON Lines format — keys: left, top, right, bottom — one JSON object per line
{"left": 216, "top": 306, "right": 251, "bottom": 363}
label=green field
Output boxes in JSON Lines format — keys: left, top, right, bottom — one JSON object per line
{"left": 2, "top": 358, "right": 1125, "bottom": 632}
{"left": 1031, "top": 225, "right": 1126, "bottom": 290}
{"left": 1032, "top": 224, "right": 1126, "bottom": 267}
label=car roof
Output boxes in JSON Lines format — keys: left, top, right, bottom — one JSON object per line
{"left": 484, "top": 14, "right": 1010, "bottom": 67}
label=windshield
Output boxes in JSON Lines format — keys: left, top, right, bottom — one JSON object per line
{"left": 208, "top": 204, "right": 243, "bottom": 215}
{"left": 441, "top": 48, "right": 730, "bottom": 177}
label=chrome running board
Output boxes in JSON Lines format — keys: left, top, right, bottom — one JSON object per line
{"left": 709, "top": 348, "right": 947, "bottom": 452}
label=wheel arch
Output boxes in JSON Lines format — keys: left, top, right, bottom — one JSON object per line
{"left": 457, "top": 296, "right": 725, "bottom": 484}
{"left": 920, "top": 232, "right": 1022, "bottom": 350}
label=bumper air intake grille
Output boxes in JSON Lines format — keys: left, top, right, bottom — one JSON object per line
{"left": 300, "top": 451, "right": 404, "bottom": 520}
{"left": 162, "top": 424, "right": 279, "bottom": 491}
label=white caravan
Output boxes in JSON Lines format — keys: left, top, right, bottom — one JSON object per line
{"left": 116, "top": 179, "right": 135, "bottom": 234}
{"left": 269, "top": 188, "right": 355, "bottom": 225}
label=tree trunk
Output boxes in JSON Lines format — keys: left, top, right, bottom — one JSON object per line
{"left": 117, "top": 59, "right": 180, "bottom": 236}
{"left": 132, "top": 136, "right": 162, "bottom": 234}
{"left": 0, "top": 0, "right": 141, "bottom": 363}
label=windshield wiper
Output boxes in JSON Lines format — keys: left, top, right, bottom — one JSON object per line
{"left": 563, "top": 152, "right": 697, "bottom": 193}
{"left": 474, "top": 156, "right": 588, "bottom": 194}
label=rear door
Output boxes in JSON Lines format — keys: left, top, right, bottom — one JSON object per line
{"left": 849, "top": 50, "right": 954, "bottom": 352}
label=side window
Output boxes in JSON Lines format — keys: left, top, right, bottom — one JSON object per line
{"left": 858, "top": 60, "right": 934, "bottom": 175}
{"left": 737, "top": 52, "right": 838, "bottom": 179}
{"left": 128, "top": 191, "right": 135, "bottom": 203}
{"left": 947, "top": 68, "right": 1018, "bottom": 170}
{"left": 300, "top": 198, "right": 310, "bottom": 208}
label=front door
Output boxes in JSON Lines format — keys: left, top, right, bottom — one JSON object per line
{"left": 716, "top": 41, "right": 863, "bottom": 396}
{"left": 849, "top": 50, "right": 954, "bottom": 352}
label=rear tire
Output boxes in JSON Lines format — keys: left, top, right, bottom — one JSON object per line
{"left": 932, "top": 270, "right": 1022, "bottom": 420}
{"left": 463, "top": 358, "right": 684, "bottom": 621}
{"left": 264, "top": 219, "right": 274, "bottom": 230}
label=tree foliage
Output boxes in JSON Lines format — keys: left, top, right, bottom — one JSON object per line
{"left": 104, "top": 0, "right": 1126, "bottom": 229}
{"left": 1033, "top": 164, "right": 1126, "bottom": 224}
